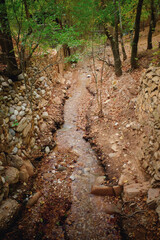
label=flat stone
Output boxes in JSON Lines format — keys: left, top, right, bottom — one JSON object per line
{"left": 91, "top": 185, "right": 114, "bottom": 196}
{"left": 123, "top": 182, "right": 150, "bottom": 199}
{"left": 147, "top": 188, "right": 160, "bottom": 209}
{"left": 5, "top": 167, "right": 19, "bottom": 184}
{"left": 0, "top": 199, "right": 20, "bottom": 231}
{"left": 105, "top": 203, "right": 122, "bottom": 214}
{"left": 23, "top": 123, "right": 31, "bottom": 137}
{"left": 16, "top": 117, "right": 27, "bottom": 132}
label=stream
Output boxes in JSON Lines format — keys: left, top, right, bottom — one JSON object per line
{"left": 56, "top": 68, "right": 121, "bottom": 239}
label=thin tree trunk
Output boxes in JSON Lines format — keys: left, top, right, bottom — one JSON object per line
{"left": 0, "top": 0, "right": 19, "bottom": 75}
{"left": 131, "top": 0, "right": 144, "bottom": 69}
{"left": 104, "top": 27, "right": 122, "bottom": 76}
{"left": 147, "top": 0, "right": 156, "bottom": 49}
{"left": 118, "top": 0, "right": 127, "bottom": 61}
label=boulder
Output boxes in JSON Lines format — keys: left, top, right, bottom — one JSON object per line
{"left": 0, "top": 199, "right": 20, "bottom": 231}
{"left": 5, "top": 167, "right": 19, "bottom": 184}
{"left": 147, "top": 188, "right": 160, "bottom": 209}
{"left": 123, "top": 182, "right": 150, "bottom": 199}
{"left": 23, "top": 160, "right": 34, "bottom": 176}
{"left": 7, "top": 155, "right": 23, "bottom": 170}
{"left": 19, "top": 167, "right": 29, "bottom": 182}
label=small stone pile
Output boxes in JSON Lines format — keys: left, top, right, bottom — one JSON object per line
{"left": 136, "top": 66, "right": 160, "bottom": 187}
{"left": 0, "top": 68, "right": 67, "bottom": 230}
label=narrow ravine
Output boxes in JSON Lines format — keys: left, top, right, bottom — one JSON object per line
{"left": 56, "top": 67, "right": 121, "bottom": 239}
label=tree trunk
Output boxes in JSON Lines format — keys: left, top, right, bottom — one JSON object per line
{"left": 0, "top": 0, "right": 19, "bottom": 75}
{"left": 118, "top": 0, "right": 127, "bottom": 61}
{"left": 131, "top": 0, "right": 144, "bottom": 69}
{"left": 147, "top": 0, "right": 156, "bottom": 49}
{"left": 104, "top": 27, "right": 122, "bottom": 77}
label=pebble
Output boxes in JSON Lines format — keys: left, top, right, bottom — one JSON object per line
{"left": 14, "top": 110, "right": 19, "bottom": 116}
{"left": 18, "top": 73, "right": 24, "bottom": 81}
{"left": 9, "top": 128, "right": 16, "bottom": 136}
{"left": 2, "top": 82, "right": 9, "bottom": 87}
{"left": 42, "top": 111, "right": 48, "bottom": 119}
{"left": 45, "top": 146, "right": 50, "bottom": 154}
{"left": 10, "top": 115, "right": 16, "bottom": 121}
{"left": 8, "top": 79, "right": 13, "bottom": 85}
{"left": 12, "top": 147, "right": 18, "bottom": 154}
{"left": 19, "top": 111, "right": 25, "bottom": 117}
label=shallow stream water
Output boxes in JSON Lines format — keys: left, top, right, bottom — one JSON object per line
{"left": 56, "top": 68, "right": 121, "bottom": 240}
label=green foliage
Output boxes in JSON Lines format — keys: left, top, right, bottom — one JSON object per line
{"left": 11, "top": 120, "right": 19, "bottom": 127}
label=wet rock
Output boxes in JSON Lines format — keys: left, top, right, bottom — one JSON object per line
{"left": 91, "top": 185, "right": 114, "bottom": 196}
{"left": 123, "top": 182, "right": 150, "bottom": 199}
{"left": 0, "top": 199, "right": 20, "bottom": 231}
{"left": 5, "top": 167, "right": 19, "bottom": 184}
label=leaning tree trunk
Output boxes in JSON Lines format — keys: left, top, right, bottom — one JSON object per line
{"left": 0, "top": 0, "right": 19, "bottom": 75}
{"left": 147, "top": 0, "right": 156, "bottom": 49}
{"left": 131, "top": 0, "right": 144, "bottom": 69}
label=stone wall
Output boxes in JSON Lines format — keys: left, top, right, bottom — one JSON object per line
{"left": 136, "top": 66, "right": 160, "bottom": 187}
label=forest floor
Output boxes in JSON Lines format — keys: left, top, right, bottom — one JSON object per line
{"left": 2, "top": 24, "right": 160, "bottom": 239}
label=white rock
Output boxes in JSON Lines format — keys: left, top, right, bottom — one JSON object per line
{"left": 12, "top": 147, "right": 18, "bottom": 154}
{"left": 39, "top": 76, "right": 46, "bottom": 82}
{"left": 21, "top": 106, "right": 26, "bottom": 111}
{"left": 2, "top": 82, "right": 9, "bottom": 87}
{"left": 14, "top": 110, "right": 18, "bottom": 116}
{"left": 18, "top": 73, "right": 24, "bottom": 81}
{"left": 8, "top": 79, "right": 13, "bottom": 85}
{"left": 45, "top": 146, "right": 50, "bottom": 154}
{"left": 10, "top": 115, "right": 16, "bottom": 121}
{"left": 0, "top": 76, "right": 4, "bottom": 81}
{"left": 41, "top": 90, "right": 45, "bottom": 95}
{"left": 19, "top": 111, "right": 25, "bottom": 117}
{"left": 42, "top": 112, "right": 48, "bottom": 119}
